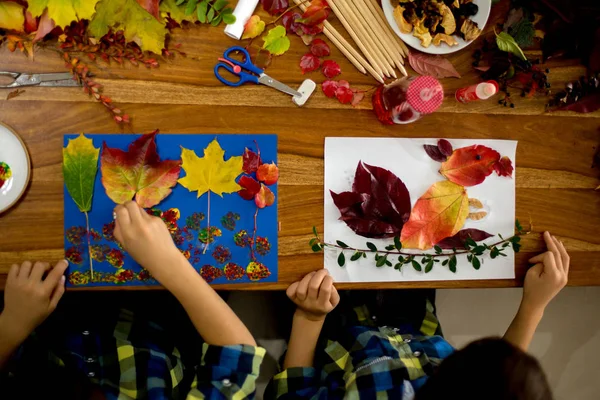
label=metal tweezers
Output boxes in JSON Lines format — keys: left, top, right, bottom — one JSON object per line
{"left": 0, "top": 71, "right": 81, "bottom": 88}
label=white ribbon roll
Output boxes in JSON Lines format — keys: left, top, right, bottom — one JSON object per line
{"left": 224, "top": 0, "right": 260, "bottom": 40}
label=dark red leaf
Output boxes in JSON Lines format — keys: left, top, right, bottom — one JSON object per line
{"left": 300, "top": 53, "right": 321, "bottom": 74}
{"left": 558, "top": 93, "right": 600, "bottom": 114}
{"left": 238, "top": 175, "right": 261, "bottom": 200}
{"left": 260, "top": 0, "right": 289, "bottom": 15}
{"left": 336, "top": 86, "right": 353, "bottom": 104}
{"left": 493, "top": 156, "right": 514, "bottom": 177}
{"left": 322, "top": 80, "right": 338, "bottom": 98}
{"left": 310, "top": 38, "right": 330, "bottom": 57}
{"left": 436, "top": 229, "right": 494, "bottom": 250}
{"left": 242, "top": 148, "right": 261, "bottom": 174}
{"left": 299, "top": 22, "right": 324, "bottom": 36}
{"left": 424, "top": 144, "right": 446, "bottom": 162}
{"left": 322, "top": 59, "right": 341, "bottom": 78}
{"left": 282, "top": 11, "right": 302, "bottom": 33}
{"left": 437, "top": 139, "right": 453, "bottom": 157}
{"left": 246, "top": 45, "right": 273, "bottom": 70}
{"left": 296, "top": 0, "right": 330, "bottom": 25}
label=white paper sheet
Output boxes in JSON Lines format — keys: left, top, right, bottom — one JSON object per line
{"left": 324, "top": 137, "right": 518, "bottom": 282}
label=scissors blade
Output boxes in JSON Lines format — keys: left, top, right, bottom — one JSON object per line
{"left": 258, "top": 74, "right": 301, "bottom": 97}
{"left": 37, "top": 72, "right": 76, "bottom": 82}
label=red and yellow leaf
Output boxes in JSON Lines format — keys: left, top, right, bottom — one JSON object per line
{"left": 400, "top": 181, "right": 469, "bottom": 250}
{"left": 101, "top": 133, "right": 181, "bottom": 208}
{"left": 242, "top": 15, "right": 265, "bottom": 39}
{"left": 256, "top": 162, "right": 279, "bottom": 185}
{"left": 255, "top": 184, "right": 275, "bottom": 208}
{"left": 439, "top": 145, "right": 501, "bottom": 187}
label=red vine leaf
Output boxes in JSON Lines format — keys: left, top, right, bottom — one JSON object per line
{"left": 246, "top": 45, "right": 272, "bottom": 70}
{"left": 336, "top": 86, "right": 353, "bottom": 103}
{"left": 322, "top": 80, "right": 338, "bottom": 97}
{"left": 408, "top": 51, "right": 461, "bottom": 79}
{"left": 243, "top": 148, "right": 262, "bottom": 174}
{"left": 255, "top": 184, "right": 275, "bottom": 208}
{"left": 300, "top": 52, "right": 321, "bottom": 74}
{"left": 436, "top": 228, "right": 494, "bottom": 250}
{"left": 310, "top": 38, "right": 330, "bottom": 56}
{"left": 322, "top": 59, "right": 341, "bottom": 78}
{"left": 260, "top": 0, "right": 289, "bottom": 15}
{"left": 493, "top": 156, "right": 514, "bottom": 177}
{"left": 439, "top": 145, "right": 501, "bottom": 187}
{"left": 256, "top": 162, "right": 279, "bottom": 185}
{"left": 331, "top": 161, "right": 411, "bottom": 238}
{"left": 238, "top": 175, "right": 261, "bottom": 200}
{"left": 296, "top": 0, "right": 330, "bottom": 25}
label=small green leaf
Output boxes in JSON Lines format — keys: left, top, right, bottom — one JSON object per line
{"left": 515, "top": 219, "right": 523, "bottom": 233}
{"left": 185, "top": 0, "right": 199, "bottom": 15}
{"left": 206, "top": 6, "right": 215, "bottom": 21}
{"left": 442, "top": 259, "right": 449, "bottom": 266}
{"left": 398, "top": 256, "right": 404, "bottom": 263}
{"left": 512, "top": 236, "right": 521, "bottom": 243}
{"left": 472, "top": 256, "right": 481, "bottom": 270}
{"left": 362, "top": 252, "right": 367, "bottom": 258}
{"left": 513, "top": 242, "right": 521, "bottom": 252}
{"left": 385, "top": 244, "right": 395, "bottom": 251}
{"left": 222, "top": 12, "right": 235, "bottom": 24}
{"left": 412, "top": 260, "right": 422, "bottom": 272}
{"left": 336, "top": 240, "right": 349, "bottom": 248}
{"left": 196, "top": 0, "right": 207, "bottom": 22}
{"left": 449, "top": 262, "right": 456, "bottom": 273}
{"left": 495, "top": 31, "right": 526, "bottom": 60}
{"left": 337, "top": 252, "right": 345, "bottom": 267}
{"left": 449, "top": 255, "right": 457, "bottom": 272}
{"left": 350, "top": 252, "right": 362, "bottom": 261}
{"left": 211, "top": 13, "right": 223, "bottom": 26}
{"left": 312, "top": 226, "right": 318, "bottom": 237}
{"left": 309, "top": 238, "right": 317, "bottom": 247}
{"left": 394, "top": 263, "right": 402, "bottom": 270}
{"left": 394, "top": 236, "right": 402, "bottom": 250}
{"left": 434, "top": 245, "right": 442, "bottom": 254}
{"left": 490, "top": 247, "right": 500, "bottom": 259}
{"left": 502, "top": 242, "right": 510, "bottom": 248}
{"left": 465, "top": 238, "right": 477, "bottom": 249}
{"left": 376, "top": 256, "right": 387, "bottom": 267}
{"left": 425, "top": 260, "right": 434, "bottom": 273}
{"left": 421, "top": 257, "right": 428, "bottom": 264}
{"left": 311, "top": 244, "right": 322, "bottom": 252}
{"left": 176, "top": 0, "right": 186, "bottom": 5}
{"left": 366, "top": 242, "right": 377, "bottom": 252}
{"left": 213, "top": 0, "right": 228, "bottom": 10}
{"left": 467, "top": 254, "right": 473, "bottom": 262}
{"left": 385, "top": 260, "right": 392, "bottom": 267}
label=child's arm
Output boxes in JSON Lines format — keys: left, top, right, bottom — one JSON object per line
{"left": 503, "top": 231, "right": 569, "bottom": 351}
{"left": 0, "top": 260, "right": 68, "bottom": 369}
{"left": 283, "top": 270, "right": 340, "bottom": 369}
{"left": 113, "top": 201, "right": 256, "bottom": 347}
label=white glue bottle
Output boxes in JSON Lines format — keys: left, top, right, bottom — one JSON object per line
{"left": 224, "top": 0, "right": 260, "bottom": 40}
{"left": 455, "top": 80, "right": 499, "bottom": 104}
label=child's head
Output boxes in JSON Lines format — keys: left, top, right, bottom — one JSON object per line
{"left": 416, "top": 337, "right": 553, "bottom": 400}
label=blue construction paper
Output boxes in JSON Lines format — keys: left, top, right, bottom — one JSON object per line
{"left": 63, "top": 134, "right": 278, "bottom": 287}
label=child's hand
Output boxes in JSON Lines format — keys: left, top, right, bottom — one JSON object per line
{"left": 1, "top": 260, "right": 68, "bottom": 342}
{"left": 113, "top": 201, "right": 184, "bottom": 282}
{"left": 286, "top": 269, "right": 340, "bottom": 322}
{"left": 522, "top": 231, "right": 569, "bottom": 316}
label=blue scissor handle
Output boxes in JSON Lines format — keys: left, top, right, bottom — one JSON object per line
{"left": 222, "top": 46, "right": 264, "bottom": 75}
{"left": 214, "top": 62, "right": 259, "bottom": 86}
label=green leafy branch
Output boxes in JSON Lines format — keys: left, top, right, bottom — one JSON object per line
{"left": 310, "top": 221, "right": 529, "bottom": 274}
{"left": 179, "top": 0, "right": 236, "bottom": 26}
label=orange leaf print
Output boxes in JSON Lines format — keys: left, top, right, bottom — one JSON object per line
{"left": 439, "top": 145, "right": 501, "bottom": 187}
{"left": 400, "top": 181, "right": 469, "bottom": 250}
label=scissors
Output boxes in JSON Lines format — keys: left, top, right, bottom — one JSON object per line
{"left": 214, "top": 46, "right": 302, "bottom": 98}
{"left": 0, "top": 71, "right": 81, "bottom": 88}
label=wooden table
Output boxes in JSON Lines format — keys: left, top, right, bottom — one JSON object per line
{"left": 1, "top": 1, "right": 599, "bottom": 290}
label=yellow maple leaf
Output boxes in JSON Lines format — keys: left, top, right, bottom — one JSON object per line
{"left": 178, "top": 139, "right": 242, "bottom": 198}
{"left": 27, "top": 0, "right": 100, "bottom": 28}
{"left": 0, "top": 2, "right": 25, "bottom": 31}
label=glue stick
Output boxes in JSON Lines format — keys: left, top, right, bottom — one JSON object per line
{"left": 455, "top": 80, "right": 499, "bottom": 104}
{"left": 224, "top": 0, "right": 260, "bottom": 40}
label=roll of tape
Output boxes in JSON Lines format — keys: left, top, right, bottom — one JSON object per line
{"left": 224, "top": 0, "right": 260, "bottom": 40}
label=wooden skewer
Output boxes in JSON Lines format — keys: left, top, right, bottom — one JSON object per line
{"left": 365, "top": 0, "right": 409, "bottom": 56}
{"left": 349, "top": 0, "right": 406, "bottom": 74}
{"left": 291, "top": 0, "right": 384, "bottom": 83}
{"left": 325, "top": 0, "right": 389, "bottom": 79}
{"left": 331, "top": 0, "right": 397, "bottom": 78}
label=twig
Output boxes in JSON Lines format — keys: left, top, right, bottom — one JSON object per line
{"left": 84, "top": 211, "right": 94, "bottom": 279}
{"left": 203, "top": 192, "right": 211, "bottom": 254}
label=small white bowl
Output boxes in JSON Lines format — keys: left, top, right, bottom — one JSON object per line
{"left": 0, "top": 123, "right": 30, "bottom": 214}
{"left": 382, "top": 0, "right": 491, "bottom": 55}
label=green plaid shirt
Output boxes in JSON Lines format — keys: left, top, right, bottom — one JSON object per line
{"left": 3, "top": 309, "right": 265, "bottom": 399}
{"left": 266, "top": 293, "right": 454, "bottom": 399}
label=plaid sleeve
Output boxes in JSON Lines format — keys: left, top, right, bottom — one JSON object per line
{"left": 186, "top": 343, "right": 265, "bottom": 400}
{"left": 264, "top": 367, "right": 323, "bottom": 399}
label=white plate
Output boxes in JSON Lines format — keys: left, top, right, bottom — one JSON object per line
{"left": 0, "top": 123, "right": 30, "bottom": 214}
{"left": 382, "top": 0, "right": 491, "bottom": 55}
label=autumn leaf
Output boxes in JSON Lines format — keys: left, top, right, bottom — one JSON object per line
{"left": 255, "top": 184, "right": 275, "bottom": 208}
{"left": 27, "top": 0, "right": 100, "bottom": 28}
{"left": 436, "top": 228, "right": 493, "bottom": 250}
{"left": 322, "top": 60, "right": 341, "bottom": 78}
{"left": 438, "top": 139, "right": 453, "bottom": 156}
{"left": 322, "top": 80, "right": 338, "bottom": 98}
{"left": 296, "top": 0, "right": 329, "bottom": 25}
{"left": 310, "top": 38, "right": 330, "bottom": 57}
{"left": 0, "top": 2, "right": 25, "bottom": 31}
{"left": 408, "top": 52, "right": 461, "bottom": 79}
{"left": 33, "top": 11, "right": 55, "bottom": 42}
{"left": 238, "top": 175, "right": 261, "bottom": 200}
{"left": 242, "top": 15, "right": 265, "bottom": 39}
{"left": 242, "top": 148, "right": 261, "bottom": 174}
{"left": 159, "top": 0, "right": 197, "bottom": 24}
{"left": 300, "top": 53, "right": 320, "bottom": 74}
{"left": 63, "top": 134, "right": 100, "bottom": 213}
{"left": 256, "top": 162, "right": 279, "bottom": 185}
{"left": 439, "top": 145, "right": 501, "bottom": 187}
{"left": 178, "top": 138, "right": 242, "bottom": 198}
{"left": 424, "top": 145, "right": 446, "bottom": 163}
{"left": 101, "top": 133, "right": 181, "bottom": 208}
{"left": 262, "top": 25, "right": 290, "bottom": 56}
{"left": 246, "top": 45, "right": 273, "bottom": 70}
{"left": 260, "top": 0, "right": 288, "bottom": 15}
{"left": 400, "top": 181, "right": 469, "bottom": 250}
{"left": 136, "top": 0, "right": 160, "bottom": 19}
{"left": 88, "top": 0, "right": 167, "bottom": 54}
{"left": 331, "top": 161, "right": 411, "bottom": 238}
{"left": 336, "top": 86, "right": 353, "bottom": 103}
{"left": 493, "top": 156, "right": 514, "bottom": 177}
{"left": 351, "top": 91, "right": 365, "bottom": 107}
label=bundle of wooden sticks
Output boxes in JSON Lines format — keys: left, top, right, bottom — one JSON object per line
{"left": 292, "top": 0, "right": 408, "bottom": 83}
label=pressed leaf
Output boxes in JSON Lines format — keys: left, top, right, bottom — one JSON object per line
{"left": 468, "top": 211, "right": 487, "bottom": 221}
{"left": 495, "top": 31, "right": 526, "bottom": 61}
{"left": 366, "top": 242, "right": 377, "bottom": 251}
{"left": 178, "top": 138, "right": 242, "bottom": 198}
{"left": 394, "top": 236, "right": 402, "bottom": 250}
{"left": 300, "top": 52, "right": 321, "bottom": 74}
{"left": 336, "top": 240, "right": 348, "bottom": 248}
{"left": 0, "top": 2, "right": 25, "bottom": 31}
{"left": 400, "top": 181, "right": 469, "bottom": 250}
{"left": 262, "top": 26, "right": 290, "bottom": 56}
{"left": 425, "top": 260, "right": 434, "bottom": 273}
{"left": 246, "top": 45, "right": 273, "bottom": 70}
{"left": 472, "top": 256, "right": 481, "bottom": 269}
{"left": 256, "top": 162, "right": 279, "bottom": 185}
{"left": 310, "top": 38, "right": 330, "bottom": 57}
{"left": 27, "top": 0, "right": 100, "bottom": 28}
{"left": 439, "top": 145, "right": 501, "bottom": 187}
{"left": 337, "top": 252, "right": 345, "bottom": 266}
{"left": 408, "top": 52, "right": 461, "bottom": 78}
{"left": 242, "top": 15, "right": 265, "bottom": 39}
{"left": 468, "top": 198, "right": 483, "bottom": 209}
{"left": 238, "top": 175, "right": 261, "bottom": 200}
{"left": 350, "top": 252, "right": 362, "bottom": 261}
{"left": 101, "top": 133, "right": 181, "bottom": 208}
{"left": 412, "top": 260, "right": 422, "bottom": 271}
{"left": 255, "top": 184, "right": 275, "bottom": 208}
{"left": 336, "top": 86, "right": 353, "bottom": 104}
{"left": 424, "top": 144, "right": 446, "bottom": 162}
{"left": 296, "top": 0, "right": 329, "bottom": 25}
{"left": 449, "top": 255, "right": 457, "bottom": 272}
{"left": 436, "top": 228, "right": 493, "bottom": 250}
{"left": 437, "top": 139, "right": 453, "bottom": 157}
{"left": 242, "top": 148, "right": 261, "bottom": 174}
{"left": 260, "top": 0, "right": 288, "bottom": 15}
{"left": 493, "top": 156, "right": 514, "bottom": 177}
{"left": 63, "top": 134, "right": 100, "bottom": 213}
{"left": 322, "top": 60, "right": 341, "bottom": 78}
{"left": 322, "top": 80, "right": 338, "bottom": 98}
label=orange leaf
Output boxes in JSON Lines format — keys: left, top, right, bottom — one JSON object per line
{"left": 256, "top": 162, "right": 279, "bottom": 185}
{"left": 400, "top": 181, "right": 469, "bottom": 250}
{"left": 439, "top": 145, "right": 501, "bottom": 187}
{"left": 255, "top": 184, "right": 275, "bottom": 208}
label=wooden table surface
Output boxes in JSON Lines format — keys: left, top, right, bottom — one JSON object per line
{"left": 0, "top": 1, "right": 599, "bottom": 290}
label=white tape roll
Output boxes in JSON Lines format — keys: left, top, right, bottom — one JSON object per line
{"left": 224, "top": 0, "right": 260, "bottom": 40}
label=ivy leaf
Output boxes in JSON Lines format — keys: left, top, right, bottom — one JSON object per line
{"left": 262, "top": 25, "right": 290, "bottom": 56}
{"left": 178, "top": 138, "right": 242, "bottom": 198}
{"left": 322, "top": 60, "right": 341, "bottom": 78}
{"left": 27, "top": 0, "right": 100, "bottom": 28}
{"left": 260, "top": 0, "right": 288, "bottom": 16}
{"left": 439, "top": 145, "right": 502, "bottom": 187}
{"left": 255, "top": 184, "right": 275, "bottom": 208}
{"left": 436, "top": 228, "right": 493, "bottom": 250}
{"left": 101, "top": 133, "right": 181, "bottom": 208}
{"left": 400, "top": 181, "right": 469, "bottom": 250}
{"left": 495, "top": 31, "right": 526, "bottom": 61}
{"left": 310, "top": 38, "right": 330, "bottom": 57}
{"left": 256, "top": 162, "right": 279, "bottom": 185}
{"left": 242, "top": 15, "right": 265, "bottom": 39}
{"left": 0, "top": 2, "right": 25, "bottom": 31}
{"left": 238, "top": 175, "right": 261, "bottom": 200}
{"left": 330, "top": 161, "right": 411, "bottom": 238}
{"left": 88, "top": 0, "right": 168, "bottom": 54}
{"left": 63, "top": 134, "right": 100, "bottom": 213}
{"left": 408, "top": 52, "right": 461, "bottom": 79}
{"left": 493, "top": 156, "right": 514, "bottom": 178}
{"left": 300, "top": 53, "right": 321, "bottom": 74}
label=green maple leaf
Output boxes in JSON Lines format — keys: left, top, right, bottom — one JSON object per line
{"left": 27, "top": 0, "right": 100, "bottom": 28}
{"left": 262, "top": 25, "right": 290, "bottom": 56}
{"left": 159, "top": 0, "right": 197, "bottom": 24}
{"left": 89, "top": 0, "right": 167, "bottom": 54}
{"left": 63, "top": 134, "right": 99, "bottom": 213}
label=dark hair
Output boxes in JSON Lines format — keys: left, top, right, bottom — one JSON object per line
{"left": 416, "top": 337, "right": 553, "bottom": 400}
